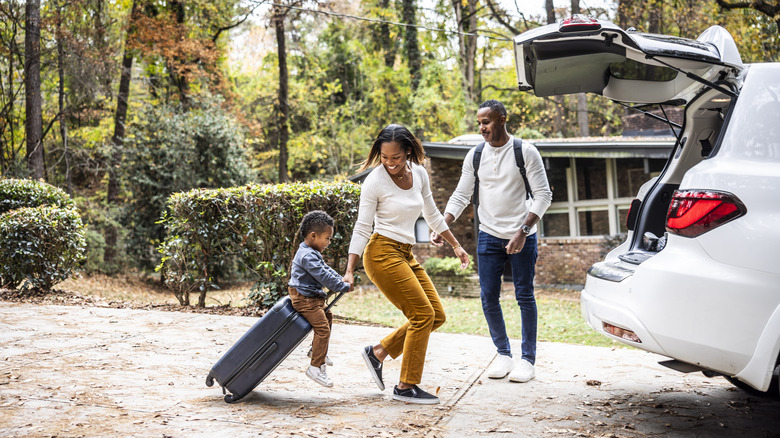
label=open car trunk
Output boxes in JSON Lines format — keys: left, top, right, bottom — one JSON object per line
{"left": 512, "top": 17, "right": 745, "bottom": 270}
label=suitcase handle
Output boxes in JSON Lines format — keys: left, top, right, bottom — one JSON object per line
{"left": 324, "top": 291, "right": 347, "bottom": 312}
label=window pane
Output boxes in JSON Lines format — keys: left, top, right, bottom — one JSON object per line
{"left": 618, "top": 207, "right": 629, "bottom": 233}
{"left": 578, "top": 209, "right": 610, "bottom": 236}
{"left": 546, "top": 157, "right": 569, "bottom": 203}
{"left": 576, "top": 158, "right": 607, "bottom": 200}
{"left": 541, "top": 212, "right": 570, "bottom": 237}
{"left": 415, "top": 218, "right": 429, "bottom": 243}
{"left": 615, "top": 158, "right": 665, "bottom": 198}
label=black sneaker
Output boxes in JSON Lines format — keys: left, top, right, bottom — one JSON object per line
{"left": 392, "top": 385, "right": 440, "bottom": 405}
{"left": 361, "top": 345, "right": 385, "bottom": 391}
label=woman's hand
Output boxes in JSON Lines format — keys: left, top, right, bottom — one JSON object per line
{"left": 343, "top": 272, "right": 354, "bottom": 289}
{"left": 454, "top": 246, "right": 471, "bottom": 270}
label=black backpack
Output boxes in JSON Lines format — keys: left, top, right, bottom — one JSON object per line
{"left": 472, "top": 138, "right": 532, "bottom": 207}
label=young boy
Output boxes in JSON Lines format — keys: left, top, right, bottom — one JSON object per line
{"left": 289, "top": 210, "right": 352, "bottom": 387}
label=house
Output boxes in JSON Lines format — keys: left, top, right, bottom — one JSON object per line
{"left": 416, "top": 134, "right": 675, "bottom": 287}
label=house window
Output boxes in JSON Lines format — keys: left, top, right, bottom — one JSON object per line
{"left": 577, "top": 208, "right": 610, "bottom": 236}
{"left": 615, "top": 158, "right": 665, "bottom": 198}
{"left": 546, "top": 157, "right": 570, "bottom": 203}
{"left": 540, "top": 156, "right": 666, "bottom": 238}
{"left": 576, "top": 158, "right": 607, "bottom": 200}
{"left": 415, "top": 217, "right": 430, "bottom": 243}
{"left": 540, "top": 210, "right": 570, "bottom": 237}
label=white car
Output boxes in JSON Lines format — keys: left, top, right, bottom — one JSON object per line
{"left": 513, "top": 16, "right": 780, "bottom": 396}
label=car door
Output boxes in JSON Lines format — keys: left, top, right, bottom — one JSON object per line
{"left": 513, "top": 16, "right": 744, "bottom": 105}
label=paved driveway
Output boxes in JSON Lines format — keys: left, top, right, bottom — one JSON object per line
{"left": 1, "top": 302, "right": 779, "bottom": 437}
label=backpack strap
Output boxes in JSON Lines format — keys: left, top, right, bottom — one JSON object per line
{"left": 471, "top": 143, "right": 485, "bottom": 207}
{"left": 513, "top": 138, "right": 533, "bottom": 200}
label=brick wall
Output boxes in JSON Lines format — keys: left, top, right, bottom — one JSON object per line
{"left": 536, "top": 237, "right": 603, "bottom": 287}
{"left": 424, "top": 158, "right": 477, "bottom": 259}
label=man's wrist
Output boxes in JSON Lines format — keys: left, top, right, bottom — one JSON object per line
{"left": 520, "top": 224, "right": 531, "bottom": 235}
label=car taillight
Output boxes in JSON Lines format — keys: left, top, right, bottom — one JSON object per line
{"left": 666, "top": 190, "right": 746, "bottom": 237}
{"left": 559, "top": 15, "right": 601, "bottom": 33}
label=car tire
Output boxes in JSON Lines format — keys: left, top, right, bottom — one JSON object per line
{"left": 724, "top": 375, "right": 780, "bottom": 400}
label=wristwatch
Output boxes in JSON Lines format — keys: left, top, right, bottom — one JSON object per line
{"left": 520, "top": 224, "right": 531, "bottom": 235}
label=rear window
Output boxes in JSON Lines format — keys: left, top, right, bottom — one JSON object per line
{"left": 719, "top": 65, "right": 780, "bottom": 162}
{"left": 610, "top": 59, "right": 678, "bottom": 82}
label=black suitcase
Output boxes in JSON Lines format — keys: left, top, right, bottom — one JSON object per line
{"left": 205, "top": 292, "right": 345, "bottom": 403}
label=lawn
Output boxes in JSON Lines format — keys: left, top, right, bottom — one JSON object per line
{"left": 333, "top": 286, "right": 624, "bottom": 348}
{"left": 58, "top": 274, "right": 624, "bottom": 348}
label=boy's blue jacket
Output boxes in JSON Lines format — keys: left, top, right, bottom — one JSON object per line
{"left": 288, "top": 242, "right": 350, "bottom": 298}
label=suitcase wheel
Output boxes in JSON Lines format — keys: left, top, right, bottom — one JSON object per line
{"left": 224, "top": 394, "right": 240, "bottom": 404}
{"left": 205, "top": 375, "right": 214, "bottom": 387}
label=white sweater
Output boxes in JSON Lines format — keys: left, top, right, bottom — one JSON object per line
{"left": 444, "top": 136, "right": 552, "bottom": 239}
{"left": 349, "top": 162, "right": 449, "bottom": 256}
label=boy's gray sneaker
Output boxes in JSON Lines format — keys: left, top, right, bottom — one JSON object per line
{"left": 306, "top": 365, "right": 333, "bottom": 388}
{"left": 392, "top": 385, "right": 439, "bottom": 405}
{"left": 361, "top": 345, "right": 385, "bottom": 391}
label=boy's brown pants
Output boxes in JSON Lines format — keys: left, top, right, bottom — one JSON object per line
{"left": 289, "top": 287, "right": 332, "bottom": 367}
{"left": 363, "top": 234, "right": 446, "bottom": 385}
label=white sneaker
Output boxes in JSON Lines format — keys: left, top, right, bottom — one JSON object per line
{"left": 306, "top": 365, "right": 333, "bottom": 387}
{"left": 487, "top": 354, "right": 514, "bottom": 379}
{"left": 307, "top": 348, "right": 333, "bottom": 366}
{"left": 508, "top": 359, "right": 535, "bottom": 383}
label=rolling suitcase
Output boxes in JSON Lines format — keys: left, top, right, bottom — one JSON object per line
{"left": 205, "top": 291, "right": 345, "bottom": 403}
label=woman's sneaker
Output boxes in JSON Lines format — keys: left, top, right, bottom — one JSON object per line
{"left": 392, "top": 385, "right": 439, "bottom": 405}
{"left": 360, "top": 345, "right": 385, "bottom": 390}
{"left": 306, "top": 365, "right": 333, "bottom": 388}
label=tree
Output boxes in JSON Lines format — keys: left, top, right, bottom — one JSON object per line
{"left": 451, "top": 0, "right": 479, "bottom": 115}
{"left": 273, "top": 3, "right": 291, "bottom": 182}
{"left": 24, "top": 0, "right": 43, "bottom": 180}
{"left": 572, "top": 0, "right": 589, "bottom": 137}
{"left": 402, "top": 0, "right": 422, "bottom": 91}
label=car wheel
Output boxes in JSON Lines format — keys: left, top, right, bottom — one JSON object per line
{"left": 724, "top": 375, "right": 780, "bottom": 400}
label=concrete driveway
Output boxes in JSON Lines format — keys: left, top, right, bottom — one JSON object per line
{"left": 1, "top": 301, "right": 779, "bottom": 437}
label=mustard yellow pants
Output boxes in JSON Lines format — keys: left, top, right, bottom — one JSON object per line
{"left": 363, "top": 234, "right": 446, "bottom": 385}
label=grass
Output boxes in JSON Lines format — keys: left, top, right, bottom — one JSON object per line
{"left": 333, "top": 286, "right": 625, "bottom": 348}
{"left": 57, "top": 274, "right": 624, "bottom": 348}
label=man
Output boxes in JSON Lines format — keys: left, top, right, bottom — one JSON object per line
{"left": 432, "top": 99, "right": 552, "bottom": 382}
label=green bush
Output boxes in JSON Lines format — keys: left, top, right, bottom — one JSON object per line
{"left": 0, "top": 178, "right": 74, "bottom": 214}
{"left": 157, "top": 180, "right": 360, "bottom": 307}
{"left": 0, "top": 205, "right": 86, "bottom": 290}
{"left": 423, "top": 256, "right": 475, "bottom": 277}
{"left": 123, "top": 97, "right": 253, "bottom": 271}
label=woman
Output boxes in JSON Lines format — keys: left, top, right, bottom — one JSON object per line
{"left": 344, "top": 124, "right": 470, "bottom": 405}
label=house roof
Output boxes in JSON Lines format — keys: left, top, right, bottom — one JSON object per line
{"left": 424, "top": 134, "right": 677, "bottom": 160}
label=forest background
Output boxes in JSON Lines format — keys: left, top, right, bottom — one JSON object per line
{"left": 1, "top": 0, "right": 778, "bottom": 278}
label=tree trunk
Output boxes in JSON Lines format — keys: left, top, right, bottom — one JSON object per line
{"left": 402, "top": 0, "right": 421, "bottom": 91}
{"left": 452, "top": 0, "right": 478, "bottom": 117}
{"left": 25, "top": 0, "right": 44, "bottom": 180}
{"left": 106, "top": 1, "right": 137, "bottom": 264}
{"left": 274, "top": 6, "right": 289, "bottom": 183}
{"left": 56, "top": 1, "right": 71, "bottom": 194}
{"left": 378, "top": 0, "right": 396, "bottom": 68}
{"left": 546, "top": 0, "right": 566, "bottom": 135}
{"left": 571, "top": 0, "right": 589, "bottom": 136}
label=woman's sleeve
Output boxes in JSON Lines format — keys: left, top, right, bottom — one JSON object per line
{"left": 348, "top": 175, "right": 377, "bottom": 256}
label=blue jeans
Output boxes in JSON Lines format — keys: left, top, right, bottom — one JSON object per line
{"left": 477, "top": 231, "right": 538, "bottom": 364}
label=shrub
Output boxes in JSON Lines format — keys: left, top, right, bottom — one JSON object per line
{"left": 123, "top": 98, "right": 253, "bottom": 271}
{"left": 423, "top": 256, "right": 475, "bottom": 277}
{"left": 158, "top": 180, "right": 360, "bottom": 307}
{"left": 0, "top": 205, "right": 86, "bottom": 290}
{"left": 0, "top": 178, "right": 74, "bottom": 214}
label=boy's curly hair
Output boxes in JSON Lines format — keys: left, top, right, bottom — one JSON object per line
{"left": 299, "top": 210, "right": 335, "bottom": 240}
